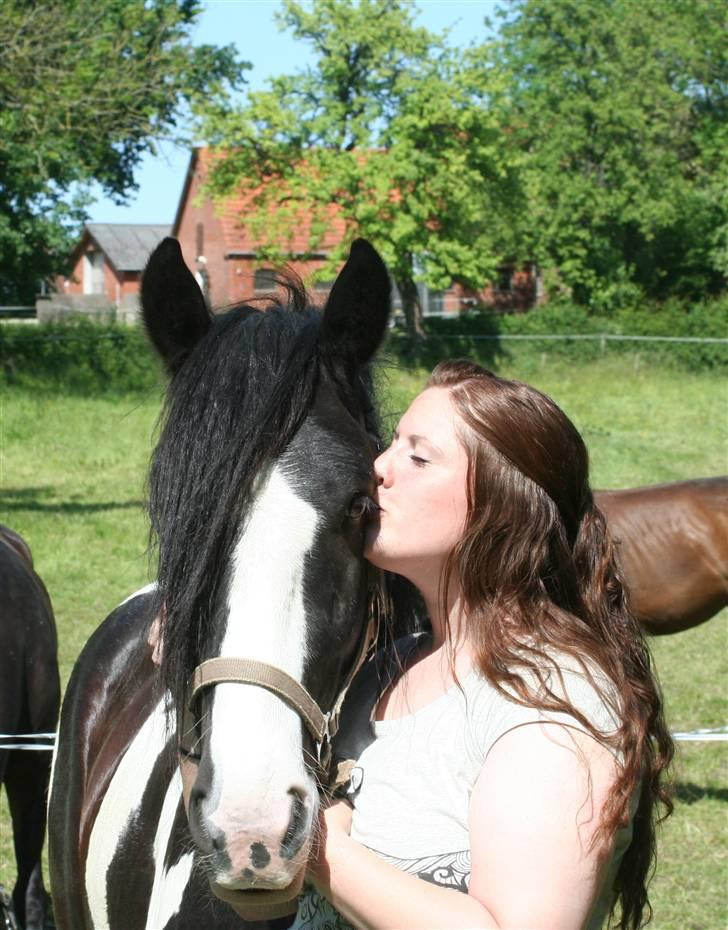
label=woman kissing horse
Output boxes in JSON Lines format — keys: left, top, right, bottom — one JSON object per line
{"left": 48, "top": 237, "right": 393, "bottom": 929}
{"left": 0, "top": 526, "right": 59, "bottom": 930}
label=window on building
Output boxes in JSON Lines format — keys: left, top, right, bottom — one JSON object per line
{"left": 254, "top": 268, "right": 277, "bottom": 292}
{"left": 424, "top": 290, "right": 445, "bottom": 316}
{"left": 495, "top": 267, "right": 513, "bottom": 293}
{"left": 83, "top": 251, "right": 105, "bottom": 295}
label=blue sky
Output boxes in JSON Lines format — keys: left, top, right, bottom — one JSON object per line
{"left": 87, "top": 0, "right": 496, "bottom": 225}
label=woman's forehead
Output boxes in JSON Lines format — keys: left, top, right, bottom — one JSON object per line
{"left": 400, "top": 387, "right": 462, "bottom": 448}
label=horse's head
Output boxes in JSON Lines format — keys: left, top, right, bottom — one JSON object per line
{"left": 141, "top": 238, "right": 390, "bottom": 914}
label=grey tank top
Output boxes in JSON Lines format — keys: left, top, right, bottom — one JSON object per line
{"left": 291, "top": 635, "right": 632, "bottom": 930}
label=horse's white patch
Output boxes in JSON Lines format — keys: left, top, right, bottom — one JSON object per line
{"left": 86, "top": 698, "right": 168, "bottom": 929}
{"left": 207, "top": 463, "right": 319, "bottom": 828}
{"left": 120, "top": 581, "right": 158, "bottom": 606}
{"left": 145, "top": 768, "right": 194, "bottom": 930}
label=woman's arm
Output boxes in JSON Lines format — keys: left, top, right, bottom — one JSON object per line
{"left": 309, "top": 801, "right": 498, "bottom": 930}
{"left": 310, "top": 722, "right": 619, "bottom": 930}
{"left": 468, "top": 722, "right": 620, "bottom": 929}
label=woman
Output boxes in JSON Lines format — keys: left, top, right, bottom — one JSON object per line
{"left": 295, "top": 360, "right": 673, "bottom": 930}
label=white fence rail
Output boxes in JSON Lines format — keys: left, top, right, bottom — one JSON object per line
{"left": 2, "top": 726, "right": 727, "bottom": 750}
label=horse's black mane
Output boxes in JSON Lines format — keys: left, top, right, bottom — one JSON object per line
{"left": 149, "top": 277, "right": 393, "bottom": 710}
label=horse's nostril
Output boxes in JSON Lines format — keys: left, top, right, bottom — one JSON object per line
{"left": 280, "top": 788, "right": 309, "bottom": 861}
{"left": 250, "top": 842, "right": 271, "bottom": 869}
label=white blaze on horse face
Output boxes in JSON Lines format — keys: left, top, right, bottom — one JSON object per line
{"left": 205, "top": 464, "right": 319, "bottom": 867}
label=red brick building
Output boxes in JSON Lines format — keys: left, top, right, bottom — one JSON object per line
{"left": 55, "top": 152, "right": 537, "bottom": 322}
{"left": 172, "top": 149, "right": 344, "bottom": 310}
{"left": 171, "top": 148, "right": 539, "bottom": 316}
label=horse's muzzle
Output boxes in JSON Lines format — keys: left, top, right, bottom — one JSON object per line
{"left": 210, "top": 870, "right": 305, "bottom": 920}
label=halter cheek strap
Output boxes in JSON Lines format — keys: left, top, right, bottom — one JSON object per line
{"left": 179, "top": 615, "right": 377, "bottom": 785}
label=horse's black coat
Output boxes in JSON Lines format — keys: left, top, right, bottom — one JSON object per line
{"left": 0, "top": 528, "right": 59, "bottom": 930}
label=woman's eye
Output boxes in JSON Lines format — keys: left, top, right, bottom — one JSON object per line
{"left": 409, "top": 455, "right": 428, "bottom": 467}
{"left": 347, "top": 494, "right": 379, "bottom": 519}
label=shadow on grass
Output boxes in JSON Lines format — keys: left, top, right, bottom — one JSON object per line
{"left": 1, "top": 487, "right": 144, "bottom": 515}
{"left": 673, "top": 782, "right": 728, "bottom": 805}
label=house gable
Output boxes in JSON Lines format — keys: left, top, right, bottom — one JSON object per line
{"left": 59, "top": 223, "right": 169, "bottom": 306}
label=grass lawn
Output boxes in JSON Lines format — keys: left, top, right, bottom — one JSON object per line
{"left": 1, "top": 348, "right": 726, "bottom": 928}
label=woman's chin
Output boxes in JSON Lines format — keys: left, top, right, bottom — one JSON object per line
{"left": 363, "top": 519, "right": 381, "bottom": 556}
{"left": 363, "top": 538, "right": 386, "bottom": 567}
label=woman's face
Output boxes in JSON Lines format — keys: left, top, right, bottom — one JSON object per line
{"left": 365, "top": 387, "right": 470, "bottom": 586}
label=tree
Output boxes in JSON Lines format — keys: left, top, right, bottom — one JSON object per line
{"left": 202, "top": 0, "right": 518, "bottom": 346}
{"left": 493, "top": 0, "right": 727, "bottom": 309}
{"left": 0, "top": 0, "right": 245, "bottom": 304}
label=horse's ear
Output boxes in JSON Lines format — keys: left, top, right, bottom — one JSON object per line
{"left": 141, "top": 237, "right": 212, "bottom": 375}
{"left": 320, "top": 239, "right": 391, "bottom": 366}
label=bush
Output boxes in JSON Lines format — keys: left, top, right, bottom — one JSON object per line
{"left": 0, "top": 319, "right": 163, "bottom": 393}
{"left": 386, "top": 295, "right": 728, "bottom": 371}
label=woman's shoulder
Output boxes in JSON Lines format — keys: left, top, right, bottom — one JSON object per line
{"left": 464, "top": 648, "right": 622, "bottom": 759}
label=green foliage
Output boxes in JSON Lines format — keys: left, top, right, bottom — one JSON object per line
{"left": 201, "top": 0, "right": 514, "bottom": 342}
{"left": 0, "top": 320, "right": 163, "bottom": 393}
{"left": 199, "top": 0, "right": 725, "bottom": 345}
{"left": 494, "top": 0, "right": 727, "bottom": 306}
{"left": 384, "top": 295, "right": 728, "bottom": 370}
{"left": 0, "top": 0, "right": 246, "bottom": 303}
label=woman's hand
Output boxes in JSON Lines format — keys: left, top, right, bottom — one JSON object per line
{"left": 307, "top": 798, "right": 353, "bottom": 889}
{"left": 322, "top": 797, "right": 354, "bottom": 835}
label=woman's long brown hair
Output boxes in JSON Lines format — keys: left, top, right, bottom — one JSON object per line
{"left": 428, "top": 360, "right": 673, "bottom": 930}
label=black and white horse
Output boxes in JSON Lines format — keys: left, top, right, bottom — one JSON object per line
{"left": 48, "top": 237, "right": 393, "bottom": 928}
{"left": 0, "top": 526, "right": 59, "bottom": 930}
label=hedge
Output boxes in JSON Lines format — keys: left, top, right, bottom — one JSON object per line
{"left": 389, "top": 294, "right": 728, "bottom": 371}
{"left": 1, "top": 296, "right": 725, "bottom": 394}
{"left": 0, "top": 318, "right": 163, "bottom": 393}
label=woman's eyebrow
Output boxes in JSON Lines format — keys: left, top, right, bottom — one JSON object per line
{"left": 409, "top": 433, "right": 444, "bottom": 455}
{"left": 391, "top": 427, "right": 443, "bottom": 456}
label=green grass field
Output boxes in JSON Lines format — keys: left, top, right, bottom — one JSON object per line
{"left": 1, "top": 349, "right": 726, "bottom": 929}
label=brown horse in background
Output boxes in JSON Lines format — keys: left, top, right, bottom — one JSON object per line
{"left": 595, "top": 477, "right": 728, "bottom": 635}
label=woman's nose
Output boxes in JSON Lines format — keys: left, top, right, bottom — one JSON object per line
{"left": 373, "top": 450, "right": 390, "bottom": 487}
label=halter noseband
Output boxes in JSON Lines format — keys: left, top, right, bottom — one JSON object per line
{"left": 179, "top": 615, "right": 376, "bottom": 784}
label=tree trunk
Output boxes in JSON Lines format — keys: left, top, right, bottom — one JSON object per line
{"left": 396, "top": 273, "right": 425, "bottom": 354}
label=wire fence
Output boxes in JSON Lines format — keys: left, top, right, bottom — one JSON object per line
{"left": 437, "top": 333, "right": 728, "bottom": 345}
{"left": 2, "top": 725, "right": 727, "bottom": 751}
{"left": 1, "top": 325, "right": 726, "bottom": 345}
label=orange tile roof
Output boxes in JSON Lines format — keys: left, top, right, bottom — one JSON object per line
{"left": 193, "top": 148, "right": 347, "bottom": 255}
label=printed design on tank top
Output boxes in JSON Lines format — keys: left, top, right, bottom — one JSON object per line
{"left": 378, "top": 848, "right": 471, "bottom": 892}
{"left": 292, "top": 849, "right": 471, "bottom": 929}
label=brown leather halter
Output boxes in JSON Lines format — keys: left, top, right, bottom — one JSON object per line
{"left": 179, "top": 615, "right": 377, "bottom": 786}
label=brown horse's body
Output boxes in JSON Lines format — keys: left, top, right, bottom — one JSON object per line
{"left": 595, "top": 477, "right": 728, "bottom": 635}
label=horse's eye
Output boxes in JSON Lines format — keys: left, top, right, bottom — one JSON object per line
{"left": 347, "top": 494, "right": 378, "bottom": 520}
